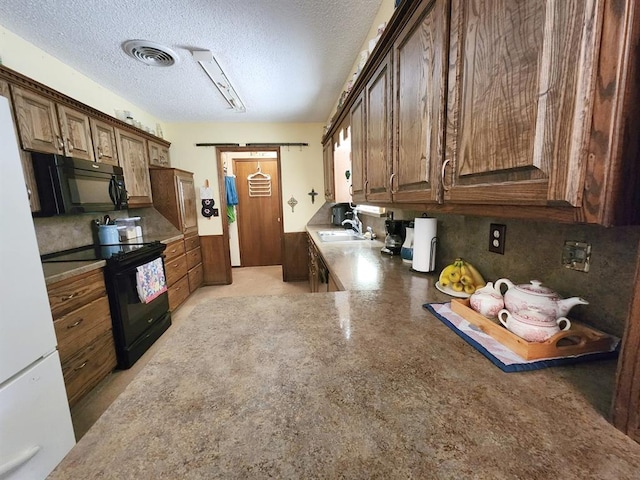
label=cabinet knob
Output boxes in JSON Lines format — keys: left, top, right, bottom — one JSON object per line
{"left": 66, "top": 138, "right": 74, "bottom": 151}
{"left": 55, "top": 135, "right": 64, "bottom": 150}
{"left": 97, "top": 146, "right": 103, "bottom": 158}
{"left": 390, "top": 173, "right": 397, "bottom": 194}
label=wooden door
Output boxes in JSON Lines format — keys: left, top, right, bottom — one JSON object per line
{"left": 90, "top": 118, "right": 119, "bottom": 166}
{"left": 57, "top": 105, "right": 94, "bottom": 161}
{"left": 322, "top": 141, "right": 335, "bottom": 202}
{"left": 11, "top": 85, "right": 63, "bottom": 154}
{"left": 115, "top": 128, "right": 152, "bottom": 207}
{"left": 350, "top": 92, "right": 366, "bottom": 203}
{"left": 233, "top": 159, "right": 282, "bottom": 267}
{"left": 365, "top": 53, "right": 393, "bottom": 203}
{"left": 445, "top": 0, "right": 601, "bottom": 206}
{"left": 177, "top": 172, "right": 197, "bottom": 234}
{"left": 1, "top": 81, "right": 40, "bottom": 212}
{"left": 392, "top": 0, "right": 448, "bottom": 203}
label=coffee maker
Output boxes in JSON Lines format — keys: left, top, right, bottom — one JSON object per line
{"left": 381, "top": 219, "right": 407, "bottom": 255}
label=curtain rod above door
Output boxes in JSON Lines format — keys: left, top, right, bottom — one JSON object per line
{"left": 195, "top": 142, "right": 308, "bottom": 147}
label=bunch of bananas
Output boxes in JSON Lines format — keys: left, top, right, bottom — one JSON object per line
{"left": 439, "top": 258, "right": 486, "bottom": 294}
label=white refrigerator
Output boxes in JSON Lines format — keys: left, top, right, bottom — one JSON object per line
{"left": 0, "top": 97, "right": 76, "bottom": 478}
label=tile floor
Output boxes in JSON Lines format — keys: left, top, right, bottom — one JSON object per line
{"left": 70, "top": 265, "right": 309, "bottom": 440}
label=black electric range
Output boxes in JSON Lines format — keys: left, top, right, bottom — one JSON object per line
{"left": 42, "top": 240, "right": 171, "bottom": 369}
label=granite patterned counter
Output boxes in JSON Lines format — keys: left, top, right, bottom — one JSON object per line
{"left": 50, "top": 291, "right": 640, "bottom": 479}
{"left": 307, "top": 225, "right": 451, "bottom": 301}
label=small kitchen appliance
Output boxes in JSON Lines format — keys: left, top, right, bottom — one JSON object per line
{"left": 381, "top": 219, "right": 406, "bottom": 255}
{"left": 331, "top": 203, "right": 352, "bottom": 227}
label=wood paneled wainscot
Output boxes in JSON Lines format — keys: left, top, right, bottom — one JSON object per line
{"left": 46, "top": 269, "right": 117, "bottom": 407}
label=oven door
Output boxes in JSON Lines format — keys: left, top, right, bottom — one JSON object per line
{"left": 105, "top": 254, "right": 170, "bottom": 368}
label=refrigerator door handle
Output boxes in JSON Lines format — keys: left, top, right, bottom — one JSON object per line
{"left": 0, "top": 445, "right": 41, "bottom": 476}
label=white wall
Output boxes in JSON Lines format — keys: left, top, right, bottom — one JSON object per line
{"left": 164, "top": 122, "right": 325, "bottom": 236}
{"left": 0, "top": 25, "right": 164, "bottom": 131}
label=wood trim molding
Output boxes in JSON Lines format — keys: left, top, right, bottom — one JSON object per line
{"left": 0, "top": 64, "right": 171, "bottom": 148}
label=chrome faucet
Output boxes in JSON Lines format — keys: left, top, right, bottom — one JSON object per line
{"left": 341, "top": 209, "right": 363, "bottom": 236}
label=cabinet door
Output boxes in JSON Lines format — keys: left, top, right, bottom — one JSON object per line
{"left": 445, "top": 0, "right": 600, "bottom": 206}
{"left": 115, "top": 128, "right": 152, "bottom": 206}
{"left": 350, "top": 92, "right": 366, "bottom": 203}
{"left": 148, "top": 140, "right": 170, "bottom": 167}
{"left": 90, "top": 117, "right": 119, "bottom": 166}
{"left": 177, "top": 172, "right": 198, "bottom": 234}
{"left": 1, "top": 81, "right": 41, "bottom": 212}
{"left": 322, "top": 141, "right": 335, "bottom": 202}
{"left": 11, "top": 85, "right": 63, "bottom": 154}
{"left": 392, "top": 0, "right": 448, "bottom": 203}
{"left": 57, "top": 104, "right": 94, "bottom": 161}
{"left": 365, "top": 53, "right": 393, "bottom": 203}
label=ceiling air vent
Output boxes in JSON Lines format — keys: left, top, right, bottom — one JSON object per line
{"left": 122, "top": 40, "right": 178, "bottom": 67}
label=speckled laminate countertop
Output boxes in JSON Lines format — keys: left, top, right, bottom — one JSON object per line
{"left": 41, "top": 233, "right": 184, "bottom": 285}
{"left": 306, "top": 225, "right": 452, "bottom": 301}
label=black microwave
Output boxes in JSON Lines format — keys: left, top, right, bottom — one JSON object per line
{"left": 31, "top": 153, "right": 128, "bottom": 216}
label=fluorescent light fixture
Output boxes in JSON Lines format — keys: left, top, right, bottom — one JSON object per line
{"left": 192, "top": 50, "right": 246, "bottom": 112}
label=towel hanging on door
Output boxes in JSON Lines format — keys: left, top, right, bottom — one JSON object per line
{"left": 225, "top": 175, "right": 238, "bottom": 206}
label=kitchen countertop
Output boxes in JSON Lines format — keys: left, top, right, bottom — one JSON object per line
{"left": 50, "top": 288, "right": 640, "bottom": 478}
{"left": 42, "top": 233, "right": 184, "bottom": 285}
{"left": 306, "top": 224, "right": 451, "bottom": 300}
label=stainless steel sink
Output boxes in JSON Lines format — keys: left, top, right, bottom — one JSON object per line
{"left": 317, "top": 230, "right": 366, "bottom": 242}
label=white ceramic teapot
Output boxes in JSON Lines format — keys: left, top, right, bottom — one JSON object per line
{"left": 494, "top": 279, "right": 588, "bottom": 319}
{"left": 498, "top": 309, "right": 571, "bottom": 343}
{"left": 469, "top": 282, "right": 504, "bottom": 318}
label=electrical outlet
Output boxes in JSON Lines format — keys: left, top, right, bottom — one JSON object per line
{"left": 562, "top": 241, "right": 591, "bottom": 272}
{"left": 489, "top": 223, "right": 506, "bottom": 254}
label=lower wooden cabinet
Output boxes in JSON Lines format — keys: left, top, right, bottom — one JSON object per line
{"left": 47, "top": 268, "right": 116, "bottom": 407}
{"left": 61, "top": 330, "right": 117, "bottom": 406}
{"left": 168, "top": 275, "right": 190, "bottom": 311}
{"left": 163, "top": 234, "right": 202, "bottom": 310}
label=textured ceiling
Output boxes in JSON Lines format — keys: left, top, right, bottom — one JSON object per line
{"left": 0, "top": 0, "right": 383, "bottom": 123}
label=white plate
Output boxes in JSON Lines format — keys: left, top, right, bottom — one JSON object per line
{"left": 435, "top": 281, "right": 471, "bottom": 298}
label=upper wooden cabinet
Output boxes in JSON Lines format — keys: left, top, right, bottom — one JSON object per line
{"left": 56, "top": 104, "right": 94, "bottom": 161}
{"left": 392, "top": 0, "right": 448, "bottom": 203}
{"left": 149, "top": 168, "right": 198, "bottom": 234}
{"left": 324, "top": 0, "right": 639, "bottom": 226}
{"left": 444, "top": 0, "right": 600, "bottom": 207}
{"left": 115, "top": 128, "right": 153, "bottom": 207}
{"left": 148, "top": 140, "right": 170, "bottom": 167}
{"left": 365, "top": 53, "right": 393, "bottom": 203}
{"left": 323, "top": 141, "right": 334, "bottom": 202}
{"left": 350, "top": 91, "right": 366, "bottom": 203}
{"left": 1, "top": 81, "right": 41, "bottom": 212}
{"left": 11, "top": 85, "right": 64, "bottom": 155}
{"left": 90, "top": 117, "right": 119, "bottom": 166}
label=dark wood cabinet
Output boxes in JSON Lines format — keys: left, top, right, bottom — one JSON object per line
{"left": 350, "top": 92, "right": 366, "bottom": 203}
{"left": 150, "top": 167, "right": 198, "bottom": 235}
{"left": 57, "top": 104, "right": 94, "bottom": 161}
{"left": 116, "top": 128, "right": 153, "bottom": 207}
{"left": 392, "top": 0, "right": 448, "bottom": 203}
{"left": 47, "top": 269, "right": 116, "bottom": 407}
{"left": 90, "top": 117, "right": 119, "bottom": 166}
{"left": 365, "top": 52, "right": 393, "bottom": 203}
{"left": 323, "top": 141, "right": 334, "bottom": 202}
{"left": 444, "top": 0, "right": 601, "bottom": 208}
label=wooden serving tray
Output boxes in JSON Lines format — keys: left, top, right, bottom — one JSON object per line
{"left": 450, "top": 298, "right": 616, "bottom": 361}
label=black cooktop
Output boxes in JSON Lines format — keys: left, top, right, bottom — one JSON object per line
{"left": 41, "top": 240, "right": 164, "bottom": 263}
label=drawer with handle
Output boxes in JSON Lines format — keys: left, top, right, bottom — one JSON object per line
{"left": 47, "top": 269, "right": 106, "bottom": 319}
{"left": 54, "top": 296, "right": 112, "bottom": 364}
{"left": 164, "top": 254, "right": 188, "bottom": 286}
{"left": 164, "top": 238, "right": 185, "bottom": 261}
